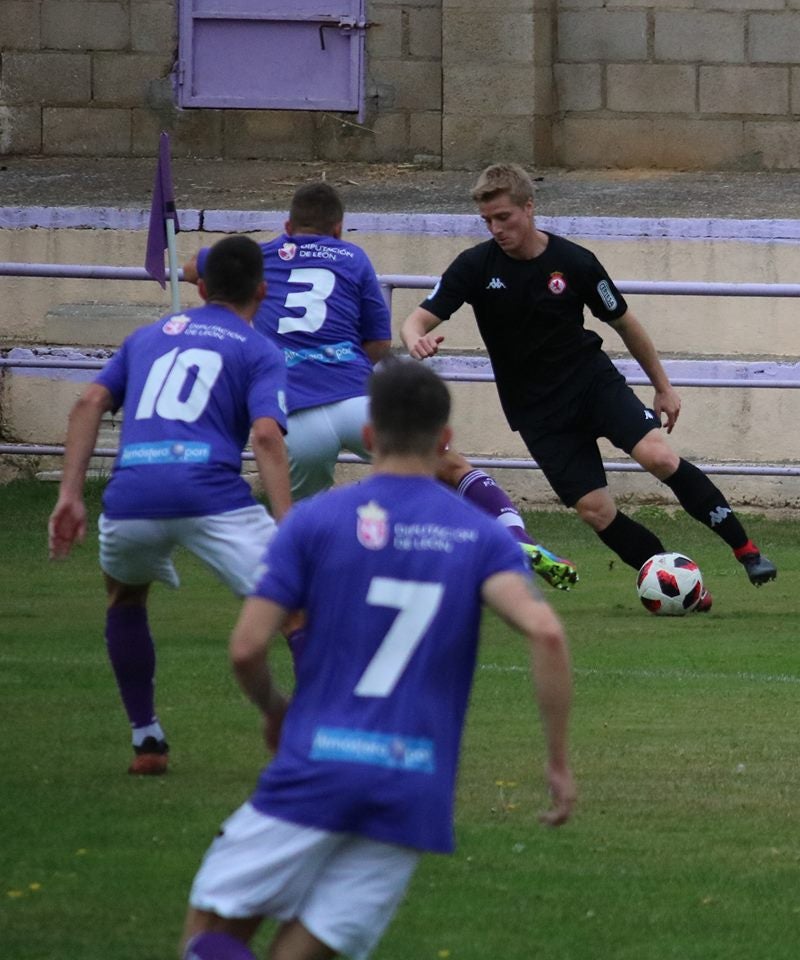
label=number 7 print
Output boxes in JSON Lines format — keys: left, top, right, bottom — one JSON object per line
{"left": 354, "top": 577, "right": 445, "bottom": 698}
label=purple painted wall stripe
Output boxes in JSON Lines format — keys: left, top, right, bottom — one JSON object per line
{"left": 4, "top": 348, "right": 800, "bottom": 386}
{"left": 1, "top": 206, "right": 799, "bottom": 241}
{"left": 0, "top": 207, "right": 202, "bottom": 230}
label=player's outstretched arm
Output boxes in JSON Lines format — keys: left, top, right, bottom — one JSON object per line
{"left": 481, "top": 571, "right": 576, "bottom": 827}
{"left": 48, "top": 383, "right": 113, "bottom": 559}
{"left": 181, "top": 253, "right": 200, "bottom": 286}
{"left": 230, "top": 596, "right": 291, "bottom": 751}
{"left": 401, "top": 307, "right": 446, "bottom": 360}
{"left": 251, "top": 416, "right": 292, "bottom": 522}
{"left": 609, "top": 310, "right": 681, "bottom": 433}
{"left": 362, "top": 338, "right": 392, "bottom": 366}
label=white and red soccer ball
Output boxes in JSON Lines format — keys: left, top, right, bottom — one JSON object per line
{"left": 636, "top": 552, "right": 704, "bottom": 616}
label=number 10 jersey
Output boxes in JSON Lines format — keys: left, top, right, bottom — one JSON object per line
{"left": 96, "top": 303, "right": 287, "bottom": 519}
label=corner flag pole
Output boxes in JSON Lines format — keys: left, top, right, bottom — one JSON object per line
{"left": 144, "top": 131, "right": 181, "bottom": 312}
{"left": 165, "top": 216, "right": 180, "bottom": 313}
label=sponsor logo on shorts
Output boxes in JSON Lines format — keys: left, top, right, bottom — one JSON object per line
{"left": 644, "top": 409, "right": 655, "bottom": 420}
{"left": 357, "top": 501, "right": 389, "bottom": 550}
{"left": 597, "top": 279, "right": 618, "bottom": 311}
{"left": 278, "top": 242, "right": 297, "bottom": 261}
{"left": 547, "top": 272, "right": 566, "bottom": 295}
{"left": 162, "top": 314, "right": 191, "bottom": 335}
{"left": 119, "top": 440, "right": 211, "bottom": 466}
{"left": 277, "top": 389, "right": 287, "bottom": 415}
{"left": 311, "top": 726, "right": 435, "bottom": 773}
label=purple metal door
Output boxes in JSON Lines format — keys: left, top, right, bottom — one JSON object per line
{"left": 177, "top": 0, "right": 367, "bottom": 112}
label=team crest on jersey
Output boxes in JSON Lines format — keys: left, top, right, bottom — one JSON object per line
{"left": 278, "top": 242, "right": 297, "bottom": 261}
{"left": 547, "top": 272, "right": 566, "bottom": 295}
{"left": 357, "top": 501, "right": 389, "bottom": 550}
{"left": 162, "top": 314, "right": 191, "bottom": 335}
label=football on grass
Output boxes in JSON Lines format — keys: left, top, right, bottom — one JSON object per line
{"left": 636, "top": 552, "right": 704, "bottom": 616}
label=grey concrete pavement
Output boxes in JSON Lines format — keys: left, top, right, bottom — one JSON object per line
{"left": 1, "top": 157, "right": 799, "bottom": 220}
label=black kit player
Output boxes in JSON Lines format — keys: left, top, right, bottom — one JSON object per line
{"left": 401, "top": 163, "right": 776, "bottom": 610}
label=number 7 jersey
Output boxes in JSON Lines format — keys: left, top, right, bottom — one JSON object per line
{"left": 249, "top": 474, "right": 530, "bottom": 853}
{"left": 254, "top": 234, "right": 391, "bottom": 413}
{"left": 96, "top": 303, "right": 288, "bottom": 519}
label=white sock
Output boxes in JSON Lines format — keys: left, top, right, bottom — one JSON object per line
{"left": 132, "top": 721, "right": 165, "bottom": 747}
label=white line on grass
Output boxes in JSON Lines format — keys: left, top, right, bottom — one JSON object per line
{"left": 2, "top": 657, "right": 799, "bottom": 687}
{"left": 479, "top": 663, "right": 800, "bottom": 685}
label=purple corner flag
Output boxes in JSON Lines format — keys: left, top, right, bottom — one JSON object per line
{"left": 144, "top": 132, "right": 180, "bottom": 288}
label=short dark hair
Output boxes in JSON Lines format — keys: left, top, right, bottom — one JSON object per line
{"left": 203, "top": 236, "right": 264, "bottom": 305}
{"left": 368, "top": 360, "right": 451, "bottom": 456}
{"left": 288, "top": 182, "right": 344, "bottom": 235}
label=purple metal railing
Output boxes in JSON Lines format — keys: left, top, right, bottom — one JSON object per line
{"left": 1, "top": 262, "right": 799, "bottom": 477}
{"left": 0, "top": 442, "right": 797, "bottom": 478}
{"left": 2, "top": 261, "right": 800, "bottom": 298}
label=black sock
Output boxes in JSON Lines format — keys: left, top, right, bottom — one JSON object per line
{"left": 597, "top": 511, "right": 665, "bottom": 570}
{"left": 662, "top": 458, "right": 748, "bottom": 550}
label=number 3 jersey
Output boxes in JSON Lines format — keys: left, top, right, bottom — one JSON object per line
{"left": 249, "top": 474, "right": 530, "bottom": 853}
{"left": 95, "top": 303, "right": 288, "bottom": 519}
{"left": 253, "top": 234, "right": 391, "bottom": 413}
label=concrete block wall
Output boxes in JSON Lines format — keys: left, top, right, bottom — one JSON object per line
{"left": 441, "top": 0, "right": 554, "bottom": 168}
{"left": 0, "top": 0, "right": 175, "bottom": 156}
{"left": 555, "top": 0, "right": 800, "bottom": 170}
{"left": 1, "top": 0, "right": 799, "bottom": 169}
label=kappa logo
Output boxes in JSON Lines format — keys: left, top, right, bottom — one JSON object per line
{"left": 548, "top": 272, "right": 566, "bottom": 295}
{"left": 425, "top": 278, "right": 441, "bottom": 301}
{"left": 708, "top": 506, "right": 732, "bottom": 527}
{"left": 643, "top": 409, "right": 655, "bottom": 420}
{"left": 278, "top": 242, "right": 297, "bottom": 261}
{"left": 486, "top": 277, "right": 506, "bottom": 290}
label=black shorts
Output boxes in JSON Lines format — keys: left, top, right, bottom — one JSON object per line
{"left": 517, "top": 360, "right": 660, "bottom": 507}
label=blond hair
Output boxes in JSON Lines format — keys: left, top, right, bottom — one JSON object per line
{"left": 471, "top": 163, "right": 535, "bottom": 207}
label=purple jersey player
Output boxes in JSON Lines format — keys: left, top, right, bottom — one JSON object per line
{"left": 184, "top": 183, "right": 579, "bottom": 592}
{"left": 181, "top": 360, "right": 575, "bottom": 960}
{"left": 48, "top": 236, "right": 292, "bottom": 775}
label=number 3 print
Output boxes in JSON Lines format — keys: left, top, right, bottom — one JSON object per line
{"left": 277, "top": 268, "right": 337, "bottom": 335}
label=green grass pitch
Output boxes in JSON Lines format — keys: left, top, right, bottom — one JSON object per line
{"left": 2, "top": 480, "right": 799, "bottom": 960}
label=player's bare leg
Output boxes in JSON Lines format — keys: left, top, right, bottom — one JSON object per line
{"left": 268, "top": 919, "right": 337, "bottom": 960}
{"left": 437, "top": 449, "right": 578, "bottom": 589}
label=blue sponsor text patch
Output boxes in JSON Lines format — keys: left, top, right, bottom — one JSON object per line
{"left": 119, "top": 440, "right": 211, "bottom": 466}
{"left": 310, "top": 726, "right": 435, "bottom": 773}
{"left": 284, "top": 341, "right": 358, "bottom": 368}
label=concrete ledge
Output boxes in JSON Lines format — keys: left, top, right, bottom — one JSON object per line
{"left": 2, "top": 206, "right": 800, "bottom": 242}
{"left": 43, "top": 303, "right": 157, "bottom": 348}
{"left": 0, "top": 207, "right": 202, "bottom": 230}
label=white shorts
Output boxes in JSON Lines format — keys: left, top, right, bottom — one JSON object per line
{"left": 189, "top": 802, "right": 420, "bottom": 960}
{"left": 286, "top": 396, "right": 370, "bottom": 500}
{"left": 98, "top": 505, "right": 276, "bottom": 596}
